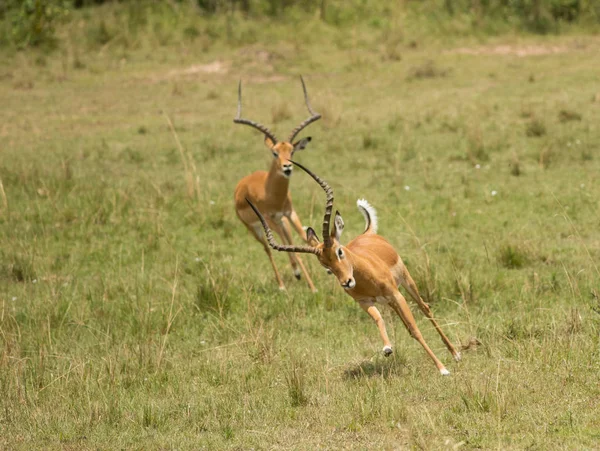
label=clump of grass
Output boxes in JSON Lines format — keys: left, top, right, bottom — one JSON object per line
{"left": 196, "top": 266, "right": 233, "bottom": 318}
{"left": 453, "top": 270, "right": 477, "bottom": 304}
{"left": 285, "top": 358, "right": 308, "bottom": 407}
{"left": 183, "top": 25, "right": 200, "bottom": 41}
{"left": 467, "top": 145, "right": 489, "bottom": 163}
{"left": 520, "top": 105, "right": 534, "bottom": 118}
{"left": 87, "top": 19, "right": 112, "bottom": 46}
{"left": 222, "top": 425, "right": 234, "bottom": 440}
{"left": 581, "top": 149, "right": 592, "bottom": 161}
{"left": 0, "top": 256, "right": 37, "bottom": 282}
{"left": 387, "top": 114, "right": 404, "bottom": 132}
{"left": 73, "top": 53, "right": 85, "bottom": 70}
{"left": 407, "top": 60, "right": 449, "bottom": 80}
{"left": 459, "top": 391, "right": 492, "bottom": 413}
{"left": 466, "top": 128, "right": 490, "bottom": 163}
{"left": 206, "top": 90, "right": 219, "bottom": 100}
{"left": 121, "top": 147, "right": 144, "bottom": 163}
{"left": 362, "top": 134, "right": 379, "bottom": 149}
{"left": 498, "top": 244, "right": 530, "bottom": 269}
{"left": 382, "top": 40, "right": 402, "bottom": 61}
{"left": 558, "top": 109, "right": 582, "bottom": 122}
{"left": 246, "top": 322, "right": 277, "bottom": 364}
{"left": 526, "top": 119, "right": 546, "bottom": 137}
{"left": 566, "top": 308, "right": 582, "bottom": 334}
{"left": 142, "top": 403, "right": 165, "bottom": 429}
{"left": 510, "top": 154, "right": 522, "bottom": 176}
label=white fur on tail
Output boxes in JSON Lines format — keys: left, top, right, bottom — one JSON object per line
{"left": 356, "top": 199, "right": 378, "bottom": 234}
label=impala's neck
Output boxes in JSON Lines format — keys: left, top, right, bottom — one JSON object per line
{"left": 265, "top": 159, "right": 291, "bottom": 205}
{"left": 341, "top": 244, "right": 384, "bottom": 295}
{"left": 344, "top": 248, "right": 371, "bottom": 278}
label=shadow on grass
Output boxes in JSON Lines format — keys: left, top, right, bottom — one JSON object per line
{"left": 343, "top": 357, "right": 406, "bottom": 380}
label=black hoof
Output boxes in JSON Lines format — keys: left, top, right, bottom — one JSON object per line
{"left": 294, "top": 272, "right": 301, "bottom": 280}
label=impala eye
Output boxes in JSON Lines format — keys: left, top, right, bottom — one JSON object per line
{"left": 337, "top": 248, "right": 344, "bottom": 258}
{"left": 272, "top": 151, "right": 278, "bottom": 157}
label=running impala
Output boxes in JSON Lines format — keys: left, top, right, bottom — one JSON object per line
{"left": 234, "top": 77, "right": 321, "bottom": 292}
{"left": 246, "top": 161, "right": 461, "bottom": 375}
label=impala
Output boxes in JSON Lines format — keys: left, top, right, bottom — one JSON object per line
{"left": 234, "top": 77, "right": 321, "bottom": 292}
{"left": 246, "top": 161, "right": 461, "bottom": 375}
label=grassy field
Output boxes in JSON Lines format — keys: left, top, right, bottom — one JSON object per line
{"left": 1, "top": 6, "right": 600, "bottom": 449}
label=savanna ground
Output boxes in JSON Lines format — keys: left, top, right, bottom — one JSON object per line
{"left": 1, "top": 3, "right": 600, "bottom": 449}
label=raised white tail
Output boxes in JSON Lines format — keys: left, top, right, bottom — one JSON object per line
{"left": 357, "top": 199, "right": 378, "bottom": 234}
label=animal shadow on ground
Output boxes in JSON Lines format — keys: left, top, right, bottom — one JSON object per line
{"left": 343, "top": 357, "right": 406, "bottom": 380}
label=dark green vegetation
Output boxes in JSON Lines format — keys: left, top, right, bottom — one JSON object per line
{"left": 1, "top": 2, "right": 600, "bottom": 449}
{"left": 2, "top": 0, "right": 600, "bottom": 50}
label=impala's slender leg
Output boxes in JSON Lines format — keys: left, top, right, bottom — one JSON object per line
{"left": 246, "top": 223, "right": 286, "bottom": 291}
{"left": 359, "top": 300, "right": 393, "bottom": 356}
{"left": 388, "top": 291, "right": 449, "bottom": 375}
{"left": 280, "top": 217, "right": 317, "bottom": 292}
{"left": 398, "top": 267, "right": 461, "bottom": 361}
{"left": 286, "top": 209, "right": 308, "bottom": 242}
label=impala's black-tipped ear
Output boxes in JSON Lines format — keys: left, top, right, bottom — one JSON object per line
{"left": 306, "top": 227, "right": 320, "bottom": 246}
{"left": 264, "top": 135, "right": 276, "bottom": 150}
{"left": 293, "top": 136, "right": 312, "bottom": 152}
{"left": 331, "top": 210, "right": 344, "bottom": 241}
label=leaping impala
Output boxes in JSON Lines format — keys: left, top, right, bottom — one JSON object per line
{"left": 246, "top": 161, "right": 461, "bottom": 375}
{"left": 233, "top": 77, "right": 321, "bottom": 292}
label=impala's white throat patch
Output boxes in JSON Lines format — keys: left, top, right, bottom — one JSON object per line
{"left": 356, "top": 199, "right": 378, "bottom": 233}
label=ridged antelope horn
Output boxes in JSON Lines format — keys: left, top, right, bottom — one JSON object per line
{"left": 288, "top": 160, "right": 334, "bottom": 248}
{"left": 287, "top": 76, "right": 321, "bottom": 143}
{"left": 234, "top": 81, "right": 278, "bottom": 145}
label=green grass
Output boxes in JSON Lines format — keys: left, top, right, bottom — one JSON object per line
{"left": 1, "top": 6, "right": 600, "bottom": 449}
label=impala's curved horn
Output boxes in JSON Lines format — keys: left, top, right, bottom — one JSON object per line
{"left": 287, "top": 76, "right": 321, "bottom": 143}
{"left": 288, "top": 160, "right": 334, "bottom": 248}
{"left": 234, "top": 81, "right": 278, "bottom": 145}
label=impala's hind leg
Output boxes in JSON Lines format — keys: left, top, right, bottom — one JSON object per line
{"left": 397, "top": 263, "right": 461, "bottom": 361}
{"left": 279, "top": 217, "right": 316, "bottom": 292}
{"left": 388, "top": 291, "right": 449, "bottom": 375}
{"left": 359, "top": 300, "right": 393, "bottom": 356}
{"left": 246, "top": 223, "right": 286, "bottom": 291}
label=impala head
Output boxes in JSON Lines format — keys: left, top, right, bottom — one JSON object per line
{"left": 266, "top": 137, "right": 312, "bottom": 179}
{"left": 305, "top": 213, "right": 355, "bottom": 289}
{"left": 246, "top": 161, "right": 356, "bottom": 290}
{"left": 234, "top": 76, "right": 321, "bottom": 179}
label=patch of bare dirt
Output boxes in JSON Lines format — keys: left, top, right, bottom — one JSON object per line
{"left": 147, "top": 60, "right": 230, "bottom": 84}
{"left": 248, "top": 74, "right": 288, "bottom": 84}
{"left": 168, "top": 60, "right": 230, "bottom": 77}
{"left": 448, "top": 44, "right": 568, "bottom": 57}
{"left": 148, "top": 54, "right": 289, "bottom": 85}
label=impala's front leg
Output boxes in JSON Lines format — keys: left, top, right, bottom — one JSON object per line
{"left": 359, "top": 300, "right": 393, "bottom": 356}
{"left": 286, "top": 209, "right": 308, "bottom": 242}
